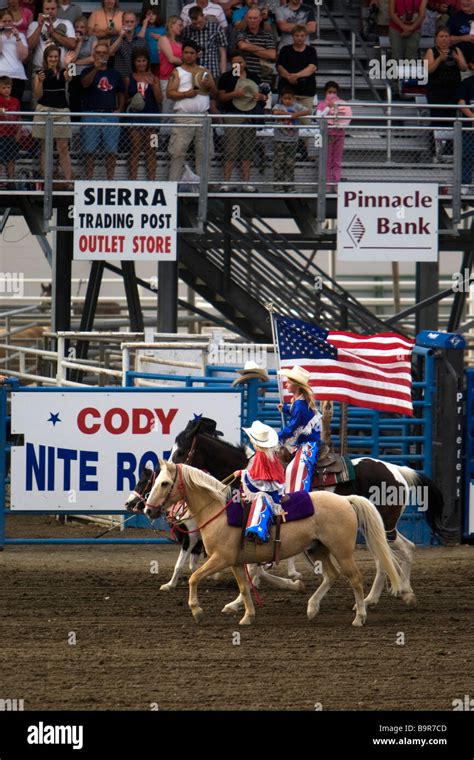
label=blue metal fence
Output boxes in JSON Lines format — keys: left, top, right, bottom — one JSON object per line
{"left": 1, "top": 344, "right": 436, "bottom": 547}
{"left": 464, "top": 369, "right": 474, "bottom": 540}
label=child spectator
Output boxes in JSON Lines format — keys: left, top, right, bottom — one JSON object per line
{"left": 136, "top": 5, "right": 165, "bottom": 77}
{"left": 316, "top": 80, "right": 352, "bottom": 191}
{"left": 272, "top": 84, "right": 311, "bottom": 191}
{"left": 0, "top": 74, "right": 21, "bottom": 186}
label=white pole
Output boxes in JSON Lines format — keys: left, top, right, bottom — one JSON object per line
{"left": 265, "top": 303, "right": 285, "bottom": 427}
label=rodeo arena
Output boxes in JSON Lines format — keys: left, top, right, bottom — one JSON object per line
{"left": 1, "top": 0, "right": 474, "bottom": 749}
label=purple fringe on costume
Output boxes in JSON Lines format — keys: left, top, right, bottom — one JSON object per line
{"left": 227, "top": 490, "right": 314, "bottom": 528}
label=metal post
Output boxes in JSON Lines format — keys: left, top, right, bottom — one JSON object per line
{"left": 197, "top": 113, "right": 211, "bottom": 229}
{"left": 452, "top": 119, "right": 462, "bottom": 225}
{"left": 415, "top": 262, "right": 439, "bottom": 333}
{"left": 0, "top": 383, "right": 7, "bottom": 549}
{"left": 56, "top": 335, "right": 66, "bottom": 384}
{"left": 351, "top": 32, "right": 355, "bottom": 102}
{"left": 246, "top": 378, "right": 259, "bottom": 426}
{"left": 316, "top": 118, "right": 328, "bottom": 233}
{"left": 385, "top": 83, "right": 392, "bottom": 162}
{"left": 43, "top": 112, "right": 54, "bottom": 231}
{"left": 158, "top": 259, "right": 178, "bottom": 332}
{"left": 52, "top": 206, "right": 73, "bottom": 334}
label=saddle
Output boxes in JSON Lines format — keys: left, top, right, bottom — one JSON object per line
{"left": 311, "top": 443, "right": 355, "bottom": 489}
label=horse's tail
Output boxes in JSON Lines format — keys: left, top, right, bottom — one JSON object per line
{"left": 347, "top": 495, "right": 403, "bottom": 596}
{"left": 397, "top": 467, "right": 444, "bottom": 536}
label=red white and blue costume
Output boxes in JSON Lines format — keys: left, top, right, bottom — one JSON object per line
{"left": 241, "top": 450, "right": 286, "bottom": 543}
{"left": 279, "top": 398, "right": 321, "bottom": 492}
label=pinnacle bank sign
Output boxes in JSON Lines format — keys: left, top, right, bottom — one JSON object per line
{"left": 337, "top": 183, "right": 438, "bottom": 262}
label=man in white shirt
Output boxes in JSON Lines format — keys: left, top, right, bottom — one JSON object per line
{"left": 181, "top": 0, "right": 228, "bottom": 29}
{"left": 27, "top": 0, "right": 76, "bottom": 69}
{"left": 167, "top": 39, "right": 217, "bottom": 181}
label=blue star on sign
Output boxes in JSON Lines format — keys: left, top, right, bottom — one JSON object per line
{"left": 193, "top": 413, "right": 203, "bottom": 421}
{"left": 48, "top": 413, "right": 61, "bottom": 426}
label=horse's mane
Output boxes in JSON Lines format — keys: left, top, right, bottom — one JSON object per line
{"left": 180, "top": 464, "right": 230, "bottom": 505}
{"left": 198, "top": 433, "right": 247, "bottom": 455}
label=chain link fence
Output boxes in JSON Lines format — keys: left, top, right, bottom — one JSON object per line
{"left": 0, "top": 105, "right": 470, "bottom": 200}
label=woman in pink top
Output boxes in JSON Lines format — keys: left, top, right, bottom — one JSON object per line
{"left": 158, "top": 15, "right": 183, "bottom": 120}
{"left": 7, "top": 0, "right": 32, "bottom": 35}
{"left": 88, "top": 0, "right": 123, "bottom": 40}
{"left": 389, "top": 0, "right": 427, "bottom": 60}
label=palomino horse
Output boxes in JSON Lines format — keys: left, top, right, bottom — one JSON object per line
{"left": 171, "top": 424, "right": 444, "bottom": 608}
{"left": 125, "top": 467, "right": 306, "bottom": 599}
{"left": 145, "top": 461, "right": 403, "bottom": 627}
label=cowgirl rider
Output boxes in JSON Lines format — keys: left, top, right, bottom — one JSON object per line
{"left": 234, "top": 421, "right": 286, "bottom": 543}
{"left": 277, "top": 366, "right": 322, "bottom": 493}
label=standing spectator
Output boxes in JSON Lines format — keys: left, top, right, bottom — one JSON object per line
{"left": 124, "top": 47, "right": 161, "bottom": 180}
{"left": 184, "top": 6, "right": 227, "bottom": 80}
{"left": 87, "top": 0, "right": 123, "bottom": 40}
{"left": 457, "top": 70, "right": 474, "bottom": 191}
{"left": 7, "top": 0, "right": 33, "bottom": 35}
{"left": 80, "top": 41, "right": 125, "bottom": 179}
{"left": 276, "top": 24, "right": 317, "bottom": 112}
{"left": 167, "top": 39, "right": 217, "bottom": 181}
{"left": 67, "top": 15, "right": 97, "bottom": 116}
{"left": 272, "top": 84, "right": 310, "bottom": 191}
{"left": 110, "top": 11, "right": 146, "bottom": 77}
{"left": 233, "top": 0, "right": 273, "bottom": 31}
{"left": 158, "top": 15, "right": 183, "bottom": 119}
{"left": 136, "top": 6, "right": 165, "bottom": 77}
{"left": 316, "top": 80, "right": 352, "bottom": 191}
{"left": 27, "top": 0, "right": 76, "bottom": 70}
{"left": 56, "top": 0, "right": 82, "bottom": 25}
{"left": 276, "top": 0, "right": 317, "bottom": 50}
{"left": 0, "top": 9, "right": 28, "bottom": 102}
{"left": 0, "top": 74, "right": 21, "bottom": 186}
{"left": 181, "top": 0, "right": 228, "bottom": 29}
{"left": 449, "top": 0, "right": 474, "bottom": 64}
{"left": 218, "top": 51, "right": 266, "bottom": 191}
{"left": 236, "top": 6, "right": 276, "bottom": 86}
{"left": 425, "top": 26, "right": 466, "bottom": 155}
{"left": 388, "top": 0, "right": 427, "bottom": 61}
{"left": 32, "top": 45, "right": 74, "bottom": 184}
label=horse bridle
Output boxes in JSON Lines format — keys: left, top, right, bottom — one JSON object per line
{"left": 145, "top": 463, "right": 184, "bottom": 515}
{"left": 130, "top": 470, "right": 157, "bottom": 509}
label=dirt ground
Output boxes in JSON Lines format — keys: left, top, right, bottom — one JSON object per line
{"left": 0, "top": 516, "right": 472, "bottom": 711}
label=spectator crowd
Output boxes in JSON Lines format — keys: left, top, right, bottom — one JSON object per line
{"left": 1, "top": 0, "right": 474, "bottom": 190}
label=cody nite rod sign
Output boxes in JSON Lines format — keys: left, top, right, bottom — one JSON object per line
{"left": 10, "top": 391, "right": 241, "bottom": 510}
{"left": 337, "top": 183, "right": 438, "bottom": 262}
{"left": 73, "top": 181, "right": 177, "bottom": 261}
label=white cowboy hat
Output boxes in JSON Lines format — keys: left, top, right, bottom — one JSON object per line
{"left": 242, "top": 420, "right": 279, "bottom": 449}
{"left": 277, "top": 365, "right": 312, "bottom": 390}
{"left": 232, "top": 360, "right": 269, "bottom": 386}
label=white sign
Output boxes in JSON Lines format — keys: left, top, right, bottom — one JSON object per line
{"left": 10, "top": 391, "right": 241, "bottom": 510}
{"left": 337, "top": 182, "right": 438, "bottom": 262}
{"left": 73, "top": 181, "right": 177, "bottom": 261}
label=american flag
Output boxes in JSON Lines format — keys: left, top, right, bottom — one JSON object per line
{"left": 274, "top": 316, "right": 415, "bottom": 416}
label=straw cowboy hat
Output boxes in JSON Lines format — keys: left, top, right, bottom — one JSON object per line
{"left": 232, "top": 77, "right": 259, "bottom": 111}
{"left": 232, "top": 360, "right": 269, "bottom": 386}
{"left": 277, "top": 365, "right": 312, "bottom": 391}
{"left": 243, "top": 420, "right": 279, "bottom": 449}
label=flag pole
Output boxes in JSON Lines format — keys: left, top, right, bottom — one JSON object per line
{"left": 265, "top": 303, "right": 285, "bottom": 427}
{"left": 339, "top": 401, "right": 348, "bottom": 455}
